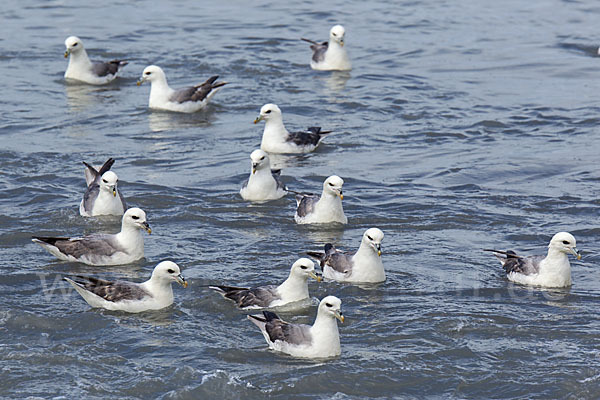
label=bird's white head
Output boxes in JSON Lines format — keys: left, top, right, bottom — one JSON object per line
{"left": 64, "top": 36, "right": 84, "bottom": 58}
{"left": 319, "top": 295, "right": 344, "bottom": 323}
{"left": 99, "top": 171, "right": 119, "bottom": 197}
{"left": 249, "top": 149, "right": 270, "bottom": 174}
{"left": 122, "top": 207, "right": 151, "bottom": 234}
{"left": 362, "top": 228, "right": 384, "bottom": 256}
{"left": 548, "top": 232, "right": 581, "bottom": 260}
{"left": 152, "top": 261, "right": 188, "bottom": 288}
{"left": 290, "top": 257, "right": 321, "bottom": 282}
{"left": 323, "top": 175, "right": 344, "bottom": 199}
{"left": 254, "top": 103, "right": 282, "bottom": 124}
{"left": 330, "top": 25, "right": 346, "bottom": 47}
{"left": 137, "top": 65, "right": 166, "bottom": 86}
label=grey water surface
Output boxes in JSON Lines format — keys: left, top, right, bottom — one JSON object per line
{"left": 1, "top": 0, "right": 600, "bottom": 398}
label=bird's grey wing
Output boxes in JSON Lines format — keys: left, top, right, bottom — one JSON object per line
{"left": 485, "top": 249, "right": 542, "bottom": 276}
{"left": 82, "top": 184, "right": 100, "bottom": 213}
{"left": 169, "top": 86, "right": 199, "bottom": 103}
{"left": 286, "top": 127, "right": 330, "bottom": 147}
{"left": 117, "top": 189, "right": 127, "bottom": 210}
{"left": 68, "top": 276, "right": 149, "bottom": 302}
{"left": 169, "top": 76, "right": 224, "bottom": 104}
{"left": 36, "top": 235, "right": 123, "bottom": 259}
{"left": 83, "top": 158, "right": 114, "bottom": 186}
{"left": 216, "top": 285, "right": 279, "bottom": 308}
{"left": 310, "top": 41, "right": 328, "bottom": 63}
{"left": 91, "top": 60, "right": 127, "bottom": 77}
{"left": 271, "top": 170, "right": 287, "bottom": 191}
{"left": 325, "top": 251, "right": 353, "bottom": 274}
{"left": 503, "top": 254, "right": 543, "bottom": 275}
{"left": 262, "top": 311, "right": 312, "bottom": 345}
{"left": 296, "top": 194, "right": 319, "bottom": 217}
{"left": 241, "top": 178, "right": 249, "bottom": 190}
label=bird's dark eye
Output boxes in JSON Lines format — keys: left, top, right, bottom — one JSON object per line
{"left": 325, "top": 303, "right": 332, "bottom": 307}
{"left": 73, "top": 43, "right": 78, "bottom": 46}
{"left": 260, "top": 156, "right": 265, "bottom": 160}
{"left": 367, "top": 235, "right": 373, "bottom": 240}
{"left": 145, "top": 71, "right": 151, "bottom": 75}
{"left": 167, "top": 269, "right": 175, "bottom": 274}
{"left": 300, "top": 265, "right": 307, "bottom": 270}
{"left": 102, "top": 179, "right": 108, "bottom": 183}
{"left": 562, "top": 240, "right": 570, "bottom": 245}
{"left": 265, "top": 110, "right": 271, "bottom": 114}
{"left": 131, "top": 215, "right": 139, "bottom": 220}
{"left": 328, "top": 182, "right": 334, "bottom": 186}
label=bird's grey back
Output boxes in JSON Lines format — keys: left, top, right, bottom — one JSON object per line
{"left": 221, "top": 285, "right": 280, "bottom": 308}
{"left": 82, "top": 185, "right": 100, "bottom": 213}
{"left": 91, "top": 60, "right": 125, "bottom": 77}
{"left": 503, "top": 254, "right": 544, "bottom": 276}
{"left": 310, "top": 41, "right": 328, "bottom": 63}
{"left": 271, "top": 169, "right": 287, "bottom": 191}
{"left": 295, "top": 194, "right": 319, "bottom": 217}
{"left": 43, "top": 234, "right": 124, "bottom": 259}
{"left": 265, "top": 318, "right": 312, "bottom": 345}
{"left": 70, "top": 276, "right": 149, "bottom": 302}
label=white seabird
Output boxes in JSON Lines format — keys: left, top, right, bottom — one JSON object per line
{"left": 209, "top": 258, "right": 321, "bottom": 309}
{"left": 294, "top": 175, "right": 347, "bottom": 224}
{"left": 64, "top": 36, "right": 128, "bottom": 85}
{"left": 137, "top": 65, "right": 226, "bottom": 113}
{"left": 301, "top": 25, "right": 352, "bottom": 71}
{"left": 254, "top": 104, "right": 331, "bottom": 154}
{"left": 308, "top": 228, "right": 386, "bottom": 283}
{"left": 240, "top": 149, "right": 287, "bottom": 202}
{"left": 32, "top": 207, "right": 151, "bottom": 266}
{"left": 79, "top": 158, "right": 127, "bottom": 217}
{"left": 64, "top": 261, "right": 188, "bottom": 313}
{"left": 484, "top": 231, "right": 582, "bottom": 288}
{"left": 248, "top": 295, "right": 344, "bottom": 358}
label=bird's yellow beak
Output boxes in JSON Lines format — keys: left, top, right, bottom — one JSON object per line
{"left": 335, "top": 310, "right": 344, "bottom": 323}
{"left": 570, "top": 247, "right": 581, "bottom": 260}
{"left": 142, "top": 222, "right": 152, "bottom": 234}
{"left": 309, "top": 271, "right": 322, "bottom": 282}
{"left": 64, "top": 50, "right": 70, "bottom": 58}
{"left": 136, "top": 80, "right": 143, "bottom": 86}
{"left": 339, "top": 194, "right": 344, "bottom": 200}
{"left": 177, "top": 274, "right": 188, "bottom": 288}
{"left": 253, "top": 115, "right": 263, "bottom": 124}
{"left": 378, "top": 250, "right": 382, "bottom": 257}
{"left": 112, "top": 189, "right": 117, "bottom": 197}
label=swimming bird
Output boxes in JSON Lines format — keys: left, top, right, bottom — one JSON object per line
{"left": 240, "top": 149, "right": 287, "bottom": 201}
{"left": 64, "top": 261, "right": 188, "bottom": 313}
{"left": 307, "top": 228, "right": 385, "bottom": 283}
{"left": 301, "top": 25, "right": 351, "bottom": 71}
{"left": 248, "top": 295, "right": 344, "bottom": 358}
{"left": 79, "top": 158, "right": 127, "bottom": 217}
{"left": 137, "top": 65, "right": 227, "bottom": 113}
{"left": 209, "top": 258, "right": 321, "bottom": 309}
{"left": 254, "top": 104, "right": 331, "bottom": 154}
{"left": 294, "top": 175, "right": 347, "bottom": 224}
{"left": 64, "top": 36, "right": 128, "bottom": 85}
{"left": 32, "top": 207, "right": 151, "bottom": 266}
{"left": 484, "top": 232, "right": 582, "bottom": 288}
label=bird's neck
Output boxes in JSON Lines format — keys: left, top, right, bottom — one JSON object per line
{"left": 149, "top": 77, "right": 172, "bottom": 103}
{"left": 311, "top": 313, "right": 340, "bottom": 344}
{"left": 141, "top": 278, "right": 174, "bottom": 301}
{"left": 263, "top": 118, "right": 287, "bottom": 139}
{"left": 115, "top": 225, "right": 144, "bottom": 251}
{"left": 277, "top": 274, "right": 309, "bottom": 299}
{"left": 542, "top": 247, "right": 571, "bottom": 274}
{"left": 69, "top": 49, "right": 92, "bottom": 69}
{"left": 353, "top": 242, "right": 377, "bottom": 261}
